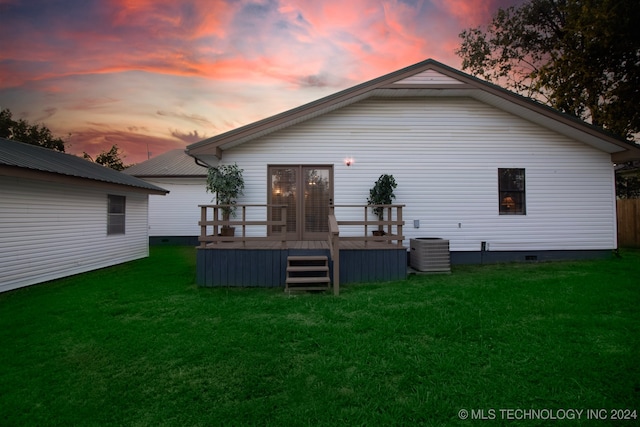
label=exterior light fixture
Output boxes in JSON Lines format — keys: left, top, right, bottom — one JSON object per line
{"left": 345, "top": 157, "right": 354, "bottom": 166}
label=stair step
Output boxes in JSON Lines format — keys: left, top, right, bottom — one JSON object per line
{"left": 285, "top": 255, "right": 331, "bottom": 292}
{"left": 285, "top": 286, "right": 330, "bottom": 292}
{"left": 286, "top": 276, "right": 331, "bottom": 284}
{"left": 287, "top": 256, "right": 328, "bottom": 262}
{"left": 287, "top": 266, "right": 329, "bottom": 273}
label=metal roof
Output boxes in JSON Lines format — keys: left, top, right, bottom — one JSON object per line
{"left": 0, "top": 138, "right": 168, "bottom": 194}
{"left": 123, "top": 149, "right": 207, "bottom": 177}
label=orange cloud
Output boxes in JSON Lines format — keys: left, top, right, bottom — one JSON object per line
{"left": 1, "top": 0, "right": 526, "bottom": 165}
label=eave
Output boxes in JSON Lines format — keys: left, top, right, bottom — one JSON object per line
{"left": 187, "top": 59, "right": 640, "bottom": 163}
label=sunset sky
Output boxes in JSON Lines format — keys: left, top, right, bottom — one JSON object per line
{"left": 0, "top": 0, "right": 524, "bottom": 164}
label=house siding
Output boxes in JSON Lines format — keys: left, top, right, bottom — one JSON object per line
{"left": 394, "top": 70, "right": 465, "bottom": 85}
{"left": 141, "top": 177, "right": 210, "bottom": 237}
{"left": 218, "top": 97, "right": 616, "bottom": 253}
{"left": 0, "top": 176, "right": 149, "bottom": 292}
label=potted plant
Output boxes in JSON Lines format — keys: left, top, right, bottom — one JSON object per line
{"left": 206, "top": 163, "right": 245, "bottom": 236}
{"left": 367, "top": 174, "right": 397, "bottom": 236}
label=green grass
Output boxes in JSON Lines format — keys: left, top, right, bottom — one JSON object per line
{"left": 1, "top": 247, "right": 639, "bottom": 426}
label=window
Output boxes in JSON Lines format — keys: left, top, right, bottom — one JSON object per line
{"left": 107, "top": 195, "right": 126, "bottom": 234}
{"left": 499, "top": 169, "right": 526, "bottom": 215}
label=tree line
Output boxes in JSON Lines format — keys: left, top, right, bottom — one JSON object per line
{"left": 1, "top": 108, "right": 128, "bottom": 171}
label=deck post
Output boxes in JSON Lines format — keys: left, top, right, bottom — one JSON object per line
{"left": 364, "top": 206, "right": 369, "bottom": 247}
{"left": 280, "top": 206, "right": 287, "bottom": 248}
{"left": 199, "top": 206, "right": 207, "bottom": 248}
{"left": 397, "top": 205, "right": 403, "bottom": 247}
{"left": 213, "top": 206, "right": 219, "bottom": 244}
{"left": 333, "top": 243, "right": 340, "bottom": 295}
{"left": 242, "top": 205, "right": 247, "bottom": 247}
{"left": 387, "top": 206, "right": 392, "bottom": 243}
{"left": 328, "top": 214, "right": 340, "bottom": 296}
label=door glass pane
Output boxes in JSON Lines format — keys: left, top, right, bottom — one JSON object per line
{"left": 271, "top": 167, "right": 297, "bottom": 233}
{"left": 304, "top": 168, "right": 330, "bottom": 233}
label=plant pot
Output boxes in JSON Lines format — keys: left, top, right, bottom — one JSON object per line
{"left": 219, "top": 227, "right": 235, "bottom": 239}
{"left": 372, "top": 229, "right": 386, "bottom": 242}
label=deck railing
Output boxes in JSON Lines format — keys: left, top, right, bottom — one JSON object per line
{"left": 198, "top": 204, "right": 287, "bottom": 247}
{"left": 199, "top": 203, "right": 404, "bottom": 295}
{"left": 328, "top": 204, "right": 404, "bottom": 296}
{"left": 330, "top": 204, "right": 405, "bottom": 247}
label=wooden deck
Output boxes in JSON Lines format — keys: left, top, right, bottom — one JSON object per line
{"left": 200, "top": 240, "right": 404, "bottom": 250}
{"left": 196, "top": 204, "right": 408, "bottom": 291}
{"left": 197, "top": 240, "right": 408, "bottom": 289}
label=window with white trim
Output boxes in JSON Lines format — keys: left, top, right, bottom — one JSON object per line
{"left": 107, "top": 195, "right": 126, "bottom": 234}
{"left": 499, "top": 168, "right": 526, "bottom": 215}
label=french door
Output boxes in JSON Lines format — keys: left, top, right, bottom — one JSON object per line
{"left": 269, "top": 165, "right": 333, "bottom": 240}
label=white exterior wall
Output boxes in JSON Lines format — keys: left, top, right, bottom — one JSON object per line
{"left": 142, "top": 178, "right": 210, "bottom": 236}
{"left": 0, "top": 176, "right": 150, "bottom": 292}
{"left": 395, "top": 70, "right": 465, "bottom": 85}
{"left": 219, "top": 97, "right": 617, "bottom": 252}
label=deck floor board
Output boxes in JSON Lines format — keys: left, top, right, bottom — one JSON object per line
{"left": 202, "top": 240, "right": 406, "bottom": 251}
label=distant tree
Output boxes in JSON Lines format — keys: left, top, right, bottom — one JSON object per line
{"left": 456, "top": 0, "right": 640, "bottom": 141}
{"left": 83, "top": 145, "right": 128, "bottom": 171}
{"left": 0, "top": 108, "right": 66, "bottom": 151}
{"left": 616, "top": 172, "right": 640, "bottom": 199}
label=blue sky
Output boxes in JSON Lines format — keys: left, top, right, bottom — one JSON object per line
{"left": 0, "top": 0, "right": 523, "bottom": 163}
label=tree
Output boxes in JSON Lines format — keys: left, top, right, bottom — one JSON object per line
{"left": 83, "top": 145, "right": 128, "bottom": 171}
{"left": 616, "top": 174, "right": 640, "bottom": 199}
{"left": 456, "top": 0, "right": 640, "bottom": 141}
{"left": 0, "top": 108, "right": 66, "bottom": 151}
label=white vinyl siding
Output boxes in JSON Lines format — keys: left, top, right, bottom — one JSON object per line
{"left": 142, "top": 178, "right": 210, "bottom": 236}
{"left": 0, "top": 176, "right": 149, "bottom": 292}
{"left": 217, "top": 96, "right": 616, "bottom": 252}
{"left": 394, "top": 70, "right": 465, "bottom": 85}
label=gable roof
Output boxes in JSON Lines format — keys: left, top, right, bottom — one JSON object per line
{"left": 0, "top": 138, "right": 168, "bottom": 195}
{"left": 123, "top": 149, "right": 207, "bottom": 177}
{"left": 187, "top": 58, "right": 640, "bottom": 164}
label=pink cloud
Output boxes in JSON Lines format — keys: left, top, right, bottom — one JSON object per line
{"left": 1, "top": 0, "right": 527, "bottom": 165}
{"left": 433, "top": 0, "right": 525, "bottom": 28}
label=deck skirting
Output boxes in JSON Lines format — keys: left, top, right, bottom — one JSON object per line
{"left": 196, "top": 243, "right": 407, "bottom": 288}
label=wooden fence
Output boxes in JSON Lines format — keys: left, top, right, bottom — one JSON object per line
{"left": 617, "top": 199, "right": 640, "bottom": 247}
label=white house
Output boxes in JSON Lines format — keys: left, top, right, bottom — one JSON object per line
{"left": 187, "top": 59, "right": 640, "bottom": 266}
{"left": 0, "top": 138, "right": 168, "bottom": 292}
{"left": 124, "top": 149, "right": 210, "bottom": 245}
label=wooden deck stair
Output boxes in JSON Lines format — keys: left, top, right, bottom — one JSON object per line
{"left": 285, "top": 256, "right": 330, "bottom": 292}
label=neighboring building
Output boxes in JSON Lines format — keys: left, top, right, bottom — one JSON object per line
{"left": 0, "top": 138, "right": 168, "bottom": 292}
{"left": 123, "top": 149, "right": 210, "bottom": 245}
{"left": 187, "top": 59, "right": 640, "bottom": 270}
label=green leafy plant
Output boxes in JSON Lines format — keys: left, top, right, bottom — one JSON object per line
{"left": 367, "top": 174, "right": 397, "bottom": 232}
{"left": 206, "top": 163, "right": 245, "bottom": 223}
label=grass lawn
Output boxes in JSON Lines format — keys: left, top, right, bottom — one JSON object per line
{"left": 1, "top": 247, "right": 639, "bottom": 426}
